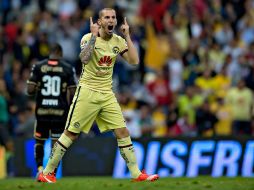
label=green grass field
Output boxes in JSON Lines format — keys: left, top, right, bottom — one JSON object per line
{"left": 0, "top": 177, "right": 253, "bottom": 190}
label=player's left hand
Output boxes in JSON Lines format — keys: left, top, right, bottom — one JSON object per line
{"left": 121, "top": 17, "right": 130, "bottom": 37}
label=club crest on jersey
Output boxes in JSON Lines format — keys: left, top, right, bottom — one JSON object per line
{"left": 112, "top": 46, "right": 120, "bottom": 54}
{"left": 98, "top": 56, "right": 112, "bottom": 66}
{"left": 73, "top": 122, "right": 80, "bottom": 129}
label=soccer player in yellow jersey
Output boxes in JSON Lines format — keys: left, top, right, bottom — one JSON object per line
{"left": 37, "top": 8, "right": 159, "bottom": 183}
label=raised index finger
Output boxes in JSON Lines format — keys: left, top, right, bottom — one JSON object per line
{"left": 124, "top": 17, "right": 127, "bottom": 25}
{"left": 90, "top": 17, "right": 93, "bottom": 25}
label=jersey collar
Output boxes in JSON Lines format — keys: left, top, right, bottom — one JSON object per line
{"left": 48, "top": 59, "right": 59, "bottom": 65}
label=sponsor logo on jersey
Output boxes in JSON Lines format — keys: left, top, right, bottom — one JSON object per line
{"left": 98, "top": 56, "right": 112, "bottom": 67}
{"left": 37, "top": 108, "right": 64, "bottom": 116}
{"left": 41, "top": 65, "right": 63, "bottom": 73}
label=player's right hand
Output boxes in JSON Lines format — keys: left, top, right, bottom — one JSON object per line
{"left": 90, "top": 17, "right": 99, "bottom": 37}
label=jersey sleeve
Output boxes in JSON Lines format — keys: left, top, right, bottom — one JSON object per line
{"left": 80, "top": 33, "right": 92, "bottom": 50}
{"left": 119, "top": 37, "right": 128, "bottom": 56}
{"left": 67, "top": 67, "right": 78, "bottom": 87}
{"left": 27, "top": 64, "right": 39, "bottom": 85}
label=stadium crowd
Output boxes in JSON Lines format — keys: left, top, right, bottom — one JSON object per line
{"left": 0, "top": 0, "right": 254, "bottom": 141}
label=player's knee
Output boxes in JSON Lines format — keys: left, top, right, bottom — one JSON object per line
{"left": 64, "top": 129, "right": 79, "bottom": 141}
{"left": 114, "top": 127, "right": 130, "bottom": 139}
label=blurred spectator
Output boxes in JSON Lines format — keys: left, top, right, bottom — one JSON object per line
{"left": 15, "top": 103, "right": 35, "bottom": 138}
{"left": 13, "top": 29, "right": 33, "bottom": 68}
{"left": 0, "top": 27, "right": 7, "bottom": 64}
{"left": 56, "top": 20, "right": 80, "bottom": 65}
{"left": 32, "top": 32, "right": 50, "bottom": 60}
{"left": 4, "top": 16, "right": 20, "bottom": 51}
{"left": 245, "top": 42, "right": 254, "bottom": 67}
{"left": 214, "top": 21, "right": 234, "bottom": 46}
{"left": 173, "top": 13, "right": 189, "bottom": 51}
{"left": 138, "top": 104, "right": 155, "bottom": 137}
{"left": 188, "top": 14, "right": 203, "bottom": 39}
{"left": 118, "top": 88, "right": 137, "bottom": 111}
{"left": 244, "top": 54, "right": 254, "bottom": 91}
{"left": 196, "top": 100, "right": 217, "bottom": 136}
{"left": 132, "top": 73, "right": 156, "bottom": 105}
{"left": 208, "top": 42, "right": 226, "bottom": 72}
{"left": 37, "top": 11, "right": 57, "bottom": 42}
{"left": 212, "top": 98, "right": 232, "bottom": 135}
{"left": 0, "top": 0, "right": 12, "bottom": 25}
{"left": 10, "top": 80, "right": 28, "bottom": 113}
{"left": 182, "top": 39, "right": 200, "bottom": 86}
{"left": 225, "top": 79, "right": 253, "bottom": 135}
{"left": 123, "top": 109, "right": 141, "bottom": 138}
{"left": 58, "top": 0, "right": 77, "bottom": 19}
{"left": 223, "top": 38, "right": 244, "bottom": 61}
{"left": 166, "top": 96, "right": 179, "bottom": 136}
{"left": 152, "top": 106, "right": 167, "bottom": 137}
{"left": 178, "top": 86, "right": 203, "bottom": 126}
{"left": 116, "top": 0, "right": 140, "bottom": 26}
{"left": 0, "top": 78, "right": 14, "bottom": 176}
{"left": 146, "top": 69, "right": 172, "bottom": 107}
{"left": 139, "top": 0, "right": 171, "bottom": 33}
{"left": 212, "top": 65, "right": 231, "bottom": 99}
{"left": 238, "top": 13, "right": 254, "bottom": 46}
{"left": 167, "top": 50, "right": 183, "bottom": 93}
{"left": 223, "top": 54, "right": 240, "bottom": 86}
{"left": 9, "top": 80, "right": 28, "bottom": 134}
{"left": 144, "top": 22, "right": 170, "bottom": 71}
{"left": 195, "top": 69, "right": 214, "bottom": 100}
{"left": 238, "top": 54, "right": 251, "bottom": 80}
{"left": 172, "top": 114, "right": 195, "bottom": 136}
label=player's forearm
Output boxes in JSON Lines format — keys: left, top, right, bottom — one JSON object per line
{"left": 125, "top": 35, "right": 139, "bottom": 65}
{"left": 79, "top": 35, "right": 96, "bottom": 65}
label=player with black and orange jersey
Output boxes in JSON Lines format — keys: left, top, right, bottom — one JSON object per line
{"left": 27, "top": 43, "right": 77, "bottom": 174}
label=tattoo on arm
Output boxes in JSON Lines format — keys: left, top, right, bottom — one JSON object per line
{"left": 79, "top": 35, "right": 96, "bottom": 65}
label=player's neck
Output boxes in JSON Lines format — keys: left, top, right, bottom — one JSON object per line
{"left": 49, "top": 55, "right": 60, "bottom": 60}
{"left": 99, "top": 29, "right": 113, "bottom": 41}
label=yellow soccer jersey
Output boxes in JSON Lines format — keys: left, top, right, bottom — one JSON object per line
{"left": 79, "top": 33, "right": 128, "bottom": 93}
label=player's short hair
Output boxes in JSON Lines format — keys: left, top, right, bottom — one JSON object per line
{"left": 50, "top": 43, "right": 63, "bottom": 55}
{"left": 99, "top": 8, "right": 115, "bottom": 18}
